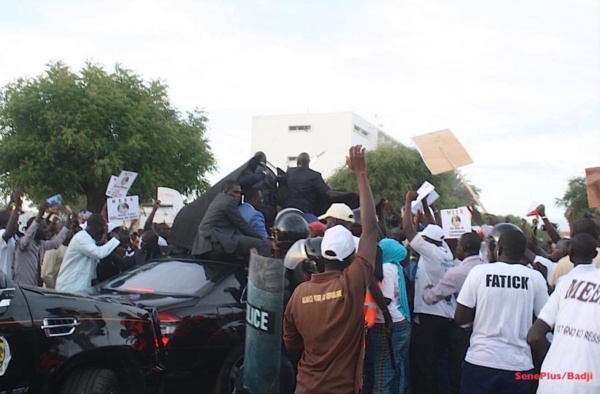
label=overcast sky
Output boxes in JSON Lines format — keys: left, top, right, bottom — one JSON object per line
{"left": 1, "top": 0, "right": 599, "bottom": 230}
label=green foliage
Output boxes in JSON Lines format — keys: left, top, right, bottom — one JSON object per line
{"left": 555, "top": 176, "right": 596, "bottom": 220}
{"left": 327, "top": 144, "right": 480, "bottom": 210}
{"left": 0, "top": 61, "right": 215, "bottom": 212}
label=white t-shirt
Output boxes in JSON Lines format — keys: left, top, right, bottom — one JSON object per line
{"left": 534, "top": 255, "right": 557, "bottom": 285}
{"left": 537, "top": 265, "right": 600, "bottom": 393}
{"left": 376, "top": 263, "right": 406, "bottom": 323}
{"left": 457, "top": 262, "right": 549, "bottom": 371}
{"left": 0, "top": 229, "right": 18, "bottom": 279}
{"left": 411, "top": 234, "right": 456, "bottom": 318}
{"left": 556, "top": 263, "right": 599, "bottom": 286}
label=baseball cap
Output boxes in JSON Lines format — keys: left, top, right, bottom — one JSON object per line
{"left": 318, "top": 203, "right": 355, "bottom": 223}
{"left": 321, "top": 225, "right": 356, "bottom": 261}
{"left": 420, "top": 224, "right": 445, "bottom": 242}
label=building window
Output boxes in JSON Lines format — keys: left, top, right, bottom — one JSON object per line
{"left": 353, "top": 125, "right": 369, "bottom": 137}
{"left": 287, "top": 156, "right": 298, "bottom": 167}
{"left": 288, "top": 125, "right": 311, "bottom": 132}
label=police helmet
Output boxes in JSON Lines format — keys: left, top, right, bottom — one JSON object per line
{"left": 273, "top": 208, "right": 311, "bottom": 250}
{"left": 484, "top": 222, "right": 522, "bottom": 262}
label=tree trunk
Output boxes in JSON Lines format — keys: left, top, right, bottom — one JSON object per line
{"left": 86, "top": 190, "right": 106, "bottom": 214}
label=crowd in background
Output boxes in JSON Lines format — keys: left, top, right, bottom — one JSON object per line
{"left": 0, "top": 145, "right": 598, "bottom": 394}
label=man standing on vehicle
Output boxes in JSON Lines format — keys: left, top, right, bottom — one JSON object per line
{"left": 281, "top": 152, "right": 357, "bottom": 223}
{"left": 283, "top": 145, "right": 377, "bottom": 394}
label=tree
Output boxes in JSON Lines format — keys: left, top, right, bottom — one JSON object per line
{"left": 327, "top": 144, "right": 479, "bottom": 210}
{"left": 0, "top": 62, "right": 215, "bottom": 212}
{"left": 555, "top": 176, "right": 596, "bottom": 220}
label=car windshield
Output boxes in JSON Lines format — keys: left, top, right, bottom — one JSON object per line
{"left": 100, "top": 260, "right": 232, "bottom": 295}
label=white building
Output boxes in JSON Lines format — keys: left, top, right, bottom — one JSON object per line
{"left": 251, "top": 112, "right": 399, "bottom": 178}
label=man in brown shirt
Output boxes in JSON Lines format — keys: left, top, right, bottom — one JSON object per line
{"left": 283, "top": 145, "right": 378, "bottom": 394}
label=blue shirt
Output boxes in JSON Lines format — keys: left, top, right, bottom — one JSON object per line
{"left": 238, "top": 203, "right": 268, "bottom": 238}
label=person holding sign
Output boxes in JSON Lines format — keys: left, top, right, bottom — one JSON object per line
{"left": 403, "top": 190, "right": 455, "bottom": 394}
{"left": 422, "top": 232, "right": 484, "bottom": 392}
{"left": 14, "top": 202, "right": 71, "bottom": 287}
{"left": 56, "top": 214, "right": 121, "bottom": 293}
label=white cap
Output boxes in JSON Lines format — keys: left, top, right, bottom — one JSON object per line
{"left": 318, "top": 203, "right": 355, "bottom": 223}
{"left": 420, "top": 224, "right": 445, "bottom": 242}
{"left": 321, "top": 225, "right": 356, "bottom": 261}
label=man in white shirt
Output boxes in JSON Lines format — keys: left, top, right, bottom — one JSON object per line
{"left": 403, "top": 191, "right": 455, "bottom": 394}
{"left": 455, "top": 223, "right": 549, "bottom": 394}
{"left": 56, "top": 214, "right": 121, "bottom": 293}
{"left": 528, "top": 233, "right": 600, "bottom": 393}
{"left": 422, "top": 231, "right": 484, "bottom": 392}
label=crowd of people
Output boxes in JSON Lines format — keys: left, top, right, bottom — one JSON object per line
{"left": 0, "top": 145, "right": 598, "bottom": 394}
{"left": 0, "top": 195, "right": 170, "bottom": 293}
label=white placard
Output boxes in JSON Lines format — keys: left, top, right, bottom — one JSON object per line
{"left": 105, "top": 175, "right": 118, "bottom": 197}
{"left": 107, "top": 196, "right": 140, "bottom": 222}
{"left": 157, "top": 187, "right": 184, "bottom": 214}
{"left": 109, "top": 171, "right": 138, "bottom": 198}
{"left": 441, "top": 206, "right": 472, "bottom": 239}
{"left": 412, "top": 190, "right": 440, "bottom": 214}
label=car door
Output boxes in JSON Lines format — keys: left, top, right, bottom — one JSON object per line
{"left": 0, "top": 277, "right": 37, "bottom": 393}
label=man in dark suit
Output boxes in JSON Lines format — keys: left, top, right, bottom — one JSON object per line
{"left": 191, "top": 180, "right": 271, "bottom": 259}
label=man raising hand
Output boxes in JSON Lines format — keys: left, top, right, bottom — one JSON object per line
{"left": 283, "top": 145, "right": 377, "bottom": 394}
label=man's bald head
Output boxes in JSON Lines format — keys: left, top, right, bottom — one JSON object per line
{"left": 569, "top": 233, "right": 598, "bottom": 266}
{"left": 297, "top": 152, "right": 311, "bottom": 167}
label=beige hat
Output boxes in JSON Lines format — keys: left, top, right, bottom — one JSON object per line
{"left": 318, "top": 203, "right": 355, "bottom": 223}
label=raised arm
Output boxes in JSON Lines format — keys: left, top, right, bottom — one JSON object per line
{"left": 422, "top": 199, "right": 436, "bottom": 226}
{"left": 351, "top": 146, "right": 377, "bottom": 263}
{"left": 430, "top": 202, "right": 442, "bottom": 226}
{"left": 403, "top": 191, "right": 419, "bottom": 241}
{"left": 4, "top": 191, "right": 23, "bottom": 241}
{"left": 536, "top": 204, "right": 560, "bottom": 244}
{"left": 564, "top": 208, "right": 575, "bottom": 238}
{"left": 144, "top": 200, "right": 161, "bottom": 232}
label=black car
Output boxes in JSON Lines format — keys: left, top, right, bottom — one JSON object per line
{"left": 0, "top": 272, "right": 164, "bottom": 394}
{"left": 91, "top": 257, "right": 248, "bottom": 394}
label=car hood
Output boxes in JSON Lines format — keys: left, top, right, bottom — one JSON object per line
{"left": 88, "top": 288, "right": 200, "bottom": 310}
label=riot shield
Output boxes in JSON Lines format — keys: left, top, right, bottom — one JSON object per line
{"left": 244, "top": 252, "right": 285, "bottom": 394}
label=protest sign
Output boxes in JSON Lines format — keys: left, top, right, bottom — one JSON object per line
{"left": 105, "top": 175, "right": 118, "bottom": 197}
{"left": 411, "top": 181, "right": 439, "bottom": 214}
{"left": 441, "top": 206, "right": 472, "bottom": 239}
{"left": 585, "top": 167, "right": 600, "bottom": 209}
{"left": 412, "top": 129, "right": 487, "bottom": 213}
{"left": 157, "top": 187, "right": 185, "bottom": 214}
{"left": 411, "top": 129, "right": 473, "bottom": 175}
{"left": 108, "top": 171, "right": 138, "bottom": 198}
{"left": 107, "top": 196, "right": 140, "bottom": 222}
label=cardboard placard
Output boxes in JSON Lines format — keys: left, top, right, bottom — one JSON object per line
{"left": 412, "top": 129, "right": 473, "bottom": 175}
{"left": 157, "top": 187, "right": 185, "bottom": 213}
{"left": 441, "top": 206, "right": 472, "bottom": 239}
{"left": 412, "top": 191, "right": 440, "bottom": 214}
{"left": 107, "top": 196, "right": 140, "bottom": 222}
{"left": 585, "top": 167, "right": 600, "bottom": 209}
